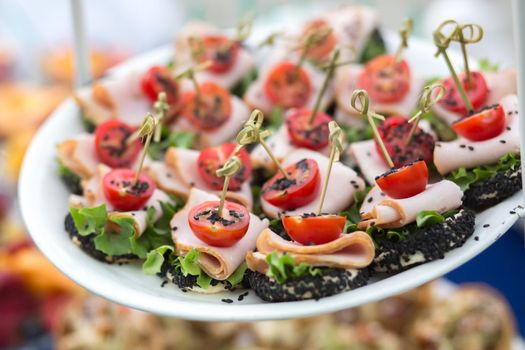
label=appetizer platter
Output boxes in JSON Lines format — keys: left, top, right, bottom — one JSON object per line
{"left": 19, "top": 5, "right": 525, "bottom": 320}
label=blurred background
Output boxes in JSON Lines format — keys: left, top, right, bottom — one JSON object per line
{"left": 0, "top": 0, "right": 523, "bottom": 348}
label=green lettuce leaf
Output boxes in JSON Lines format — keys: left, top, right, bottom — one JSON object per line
{"left": 231, "top": 69, "right": 258, "bottom": 97}
{"left": 265, "top": 252, "right": 325, "bottom": 284}
{"left": 448, "top": 153, "right": 521, "bottom": 191}
{"left": 174, "top": 248, "right": 212, "bottom": 289}
{"left": 416, "top": 210, "right": 445, "bottom": 228}
{"left": 268, "top": 106, "right": 284, "bottom": 132}
{"left": 143, "top": 245, "right": 174, "bottom": 275}
{"left": 226, "top": 262, "right": 248, "bottom": 287}
{"left": 478, "top": 58, "right": 500, "bottom": 72}
{"left": 94, "top": 216, "right": 137, "bottom": 256}
{"left": 358, "top": 29, "right": 386, "bottom": 63}
{"left": 69, "top": 205, "right": 107, "bottom": 236}
{"left": 148, "top": 130, "right": 196, "bottom": 160}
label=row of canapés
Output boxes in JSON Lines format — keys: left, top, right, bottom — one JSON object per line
{"left": 58, "top": 7, "right": 520, "bottom": 302}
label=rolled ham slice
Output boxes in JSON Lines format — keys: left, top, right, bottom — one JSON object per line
{"left": 334, "top": 64, "right": 425, "bottom": 122}
{"left": 245, "top": 227, "right": 375, "bottom": 273}
{"left": 261, "top": 148, "right": 365, "bottom": 218}
{"left": 434, "top": 94, "right": 520, "bottom": 175}
{"left": 244, "top": 58, "right": 334, "bottom": 115}
{"left": 432, "top": 69, "right": 517, "bottom": 124}
{"left": 348, "top": 139, "right": 389, "bottom": 185}
{"left": 68, "top": 164, "right": 171, "bottom": 237}
{"left": 145, "top": 147, "right": 253, "bottom": 210}
{"left": 172, "top": 92, "right": 249, "bottom": 147}
{"left": 57, "top": 134, "right": 99, "bottom": 179}
{"left": 359, "top": 180, "right": 463, "bottom": 229}
{"left": 174, "top": 22, "right": 256, "bottom": 90}
{"left": 74, "top": 70, "right": 152, "bottom": 127}
{"left": 250, "top": 122, "right": 330, "bottom": 170}
{"left": 171, "top": 188, "right": 268, "bottom": 280}
{"left": 273, "top": 6, "right": 380, "bottom": 65}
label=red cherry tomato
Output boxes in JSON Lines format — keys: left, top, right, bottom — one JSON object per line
{"left": 438, "top": 71, "right": 488, "bottom": 115}
{"left": 262, "top": 158, "right": 320, "bottom": 210}
{"left": 376, "top": 160, "right": 428, "bottom": 199}
{"left": 189, "top": 35, "right": 240, "bottom": 74}
{"left": 282, "top": 214, "right": 345, "bottom": 245}
{"left": 375, "top": 115, "right": 435, "bottom": 167}
{"left": 197, "top": 143, "right": 252, "bottom": 191}
{"left": 299, "top": 19, "right": 337, "bottom": 62}
{"left": 357, "top": 55, "right": 411, "bottom": 103}
{"left": 452, "top": 104, "right": 505, "bottom": 141}
{"left": 94, "top": 119, "right": 142, "bottom": 168}
{"left": 188, "top": 200, "right": 250, "bottom": 247}
{"left": 285, "top": 108, "right": 331, "bottom": 150}
{"left": 103, "top": 168, "right": 156, "bottom": 211}
{"left": 180, "top": 82, "right": 232, "bottom": 130}
{"left": 140, "top": 65, "right": 180, "bottom": 105}
{"left": 264, "top": 62, "right": 312, "bottom": 109}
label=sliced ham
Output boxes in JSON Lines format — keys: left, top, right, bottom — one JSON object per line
{"left": 172, "top": 93, "right": 249, "bottom": 147}
{"left": 250, "top": 122, "right": 330, "bottom": 170}
{"left": 74, "top": 70, "right": 152, "bottom": 127}
{"left": 359, "top": 180, "right": 463, "bottom": 229}
{"left": 434, "top": 94, "right": 520, "bottom": 175}
{"left": 335, "top": 64, "right": 425, "bottom": 119}
{"left": 146, "top": 147, "right": 253, "bottom": 210}
{"left": 171, "top": 188, "right": 268, "bottom": 280}
{"left": 57, "top": 134, "right": 99, "bottom": 178}
{"left": 432, "top": 69, "right": 517, "bottom": 124}
{"left": 347, "top": 139, "right": 389, "bottom": 185}
{"left": 261, "top": 148, "right": 365, "bottom": 218}
{"left": 245, "top": 227, "right": 375, "bottom": 273}
{"left": 347, "top": 120, "right": 436, "bottom": 185}
{"left": 174, "top": 22, "right": 256, "bottom": 90}
{"left": 68, "top": 164, "right": 171, "bottom": 237}
{"left": 274, "top": 6, "right": 379, "bottom": 65}
{"left": 244, "top": 58, "right": 334, "bottom": 115}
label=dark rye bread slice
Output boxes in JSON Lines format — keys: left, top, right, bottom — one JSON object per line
{"left": 463, "top": 167, "right": 522, "bottom": 211}
{"left": 64, "top": 213, "right": 138, "bottom": 264}
{"left": 372, "top": 208, "right": 475, "bottom": 274}
{"left": 247, "top": 268, "right": 369, "bottom": 302}
{"left": 159, "top": 258, "right": 250, "bottom": 294}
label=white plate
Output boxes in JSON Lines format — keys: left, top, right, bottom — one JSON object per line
{"left": 19, "top": 26, "right": 524, "bottom": 320}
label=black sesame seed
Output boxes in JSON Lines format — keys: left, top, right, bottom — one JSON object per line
{"left": 500, "top": 140, "right": 506, "bottom": 144}
{"left": 161, "top": 280, "right": 168, "bottom": 288}
{"left": 221, "top": 298, "right": 234, "bottom": 304}
{"left": 474, "top": 236, "right": 479, "bottom": 241}
{"left": 468, "top": 146, "right": 474, "bottom": 151}
{"left": 483, "top": 224, "right": 490, "bottom": 228}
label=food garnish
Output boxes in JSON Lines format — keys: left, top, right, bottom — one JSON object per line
{"left": 282, "top": 122, "right": 346, "bottom": 245}
{"left": 351, "top": 89, "right": 428, "bottom": 198}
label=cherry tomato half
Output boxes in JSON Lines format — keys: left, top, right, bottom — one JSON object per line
{"left": 264, "top": 62, "right": 312, "bottom": 109}
{"left": 197, "top": 143, "right": 252, "bottom": 191}
{"left": 262, "top": 158, "right": 320, "bottom": 210}
{"left": 452, "top": 104, "right": 505, "bottom": 141}
{"left": 438, "top": 71, "right": 488, "bottom": 115}
{"left": 188, "top": 200, "right": 250, "bottom": 247}
{"left": 357, "top": 55, "right": 411, "bottom": 104}
{"left": 376, "top": 160, "right": 428, "bottom": 199}
{"left": 282, "top": 214, "right": 345, "bottom": 245}
{"left": 375, "top": 115, "right": 435, "bottom": 167}
{"left": 94, "top": 119, "right": 142, "bottom": 168}
{"left": 286, "top": 108, "right": 331, "bottom": 150}
{"left": 180, "top": 82, "right": 232, "bottom": 130}
{"left": 299, "top": 19, "right": 337, "bottom": 62}
{"left": 189, "top": 35, "right": 240, "bottom": 74}
{"left": 103, "top": 168, "right": 156, "bottom": 211}
{"left": 140, "top": 65, "right": 180, "bottom": 105}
